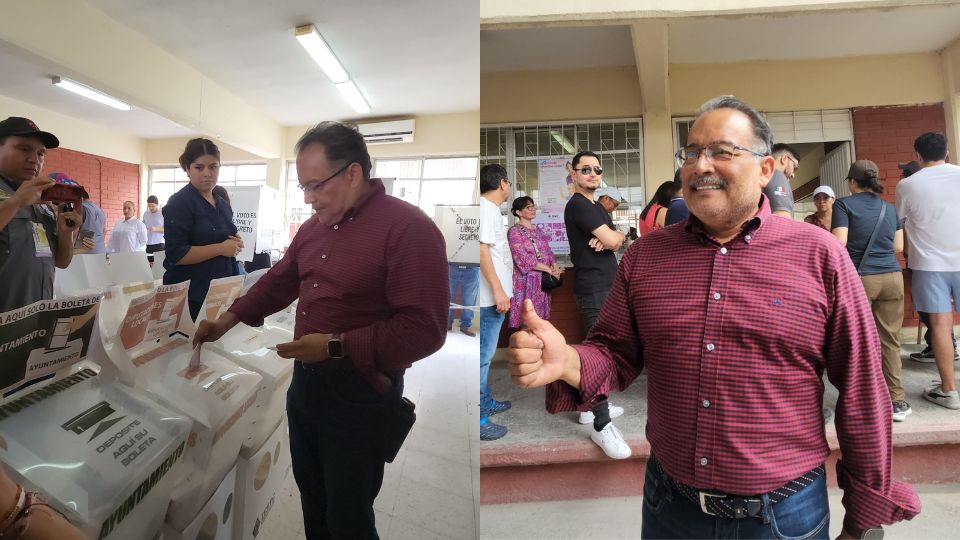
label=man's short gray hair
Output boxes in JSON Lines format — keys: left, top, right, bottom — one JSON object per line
{"left": 295, "top": 121, "right": 373, "bottom": 181}
{"left": 695, "top": 96, "right": 773, "bottom": 156}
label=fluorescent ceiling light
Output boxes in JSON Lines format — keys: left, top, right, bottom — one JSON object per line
{"left": 52, "top": 77, "right": 131, "bottom": 111}
{"left": 550, "top": 130, "right": 576, "bottom": 153}
{"left": 294, "top": 24, "right": 349, "bottom": 84}
{"left": 336, "top": 81, "right": 371, "bottom": 114}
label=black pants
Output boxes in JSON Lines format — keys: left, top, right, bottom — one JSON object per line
{"left": 287, "top": 362, "right": 402, "bottom": 540}
{"left": 146, "top": 242, "right": 164, "bottom": 263}
{"left": 575, "top": 289, "right": 612, "bottom": 432}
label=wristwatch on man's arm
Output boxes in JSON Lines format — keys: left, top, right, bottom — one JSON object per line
{"left": 327, "top": 333, "right": 344, "bottom": 360}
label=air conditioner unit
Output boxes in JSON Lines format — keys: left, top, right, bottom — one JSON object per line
{"left": 358, "top": 119, "right": 415, "bottom": 145}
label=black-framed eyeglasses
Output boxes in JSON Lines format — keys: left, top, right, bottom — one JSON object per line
{"left": 297, "top": 162, "right": 354, "bottom": 193}
{"left": 675, "top": 143, "right": 766, "bottom": 167}
{"left": 577, "top": 166, "right": 603, "bottom": 175}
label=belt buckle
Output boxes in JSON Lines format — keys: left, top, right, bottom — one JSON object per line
{"left": 698, "top": 491, "right": 725, "bottom": 516}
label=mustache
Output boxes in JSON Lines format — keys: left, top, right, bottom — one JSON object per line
{"left": 688, "top": 175, "right": 728, "bottom": 190}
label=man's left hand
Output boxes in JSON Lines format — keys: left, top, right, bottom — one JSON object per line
{"left": 275, "top": 333, "right": 331, "bottom": 363}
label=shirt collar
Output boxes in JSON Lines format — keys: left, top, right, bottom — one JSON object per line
{"left": 684, "top": 194, "right": 771, "bottom": 246}
{"left": 333, "top": 178, "right": 385, "bottom": 225}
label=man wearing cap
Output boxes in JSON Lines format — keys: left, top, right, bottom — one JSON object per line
{"left": 803, "top": 185, "right": 836, "bottom": 231}
{"left": 510, "top": 96, "right": 920, "bottom": 538}
{"left": 767, "top": 143, "right": 800, "bottom": 218}
{"left": 563, "top": 150, "right": 630, "bottom": 459}
{"left": 896, "top": 132, "right": 960, "bottom": 410}
{"left": 0, "top": 117, "right": 81, "bottom": 313}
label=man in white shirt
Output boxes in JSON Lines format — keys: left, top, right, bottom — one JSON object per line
{"left": 479, "top": 164, "right": 513, "bottom": 441}
{"left": 142, "top": 194, "right": 164, "bottom": 263}
{"left": 109, "top": 200, "right": 148, "bottom": 253}
{"left": 896, "top": 132, "right": 960, "bottom": 410}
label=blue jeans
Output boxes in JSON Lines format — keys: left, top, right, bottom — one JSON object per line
{"left": 641, "top": 458, "right": 830, "bottom": 540}
{"left": 449, "top": 264, "right": 480, "bottom": 329}
{"left": 480, "top": 306, "right": 505, "bottom": 422}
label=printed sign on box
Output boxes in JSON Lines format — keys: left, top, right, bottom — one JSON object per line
{"left": 0, "top": 294, "right": 101, "bottom": 394}
{"left": 434, "top": 205, "right": 478, "bottom": 264}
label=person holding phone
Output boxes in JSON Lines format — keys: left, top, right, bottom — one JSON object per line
{"left": 0, "top": 117, "right": 81, "bottom": 313}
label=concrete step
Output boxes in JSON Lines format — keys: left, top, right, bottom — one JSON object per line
{"left": 480, "top": 343, "right": 960, "bottom": 505}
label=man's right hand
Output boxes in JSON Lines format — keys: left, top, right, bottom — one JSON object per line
{"left": 10, "top": 177, "right": 54, "bottom": 208}
{"left": 494, "top": 288, "right": 510, "bottom": 313}
{"left": 193, "top": 311, "right": 240, "bottom": 348}
{"left": 507, "top": 299, "right": 578, "bottom": 389}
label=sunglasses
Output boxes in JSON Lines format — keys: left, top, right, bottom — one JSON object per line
{"left": 577, "top": 166, "right": 603, "bottom": 175}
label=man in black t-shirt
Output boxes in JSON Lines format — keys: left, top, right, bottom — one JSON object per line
{"left": 563, "top": 150, "right": 630, "bottom": 459}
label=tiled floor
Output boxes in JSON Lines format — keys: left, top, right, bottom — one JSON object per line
{"left": 258, "top": 330, "right": 479, "bottom": 539}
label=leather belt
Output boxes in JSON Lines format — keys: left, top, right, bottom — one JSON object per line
{"left": 650, "top": 456, "right": 825, "bottom": 520}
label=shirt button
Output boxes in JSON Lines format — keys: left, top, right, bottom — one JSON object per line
{"left": 712, "top": 292, "right": 721, "bottom": 301}
{"left": 301, "top": 311, "right": 307, "bottom": 316}
{"left": 706, "top": 343, "right": 715, "bottom": 352}
{"left": 333, "top": 225, "right": 339, "bottom": 230}
{"left": 700, "top": 457, "right": 708, "bottom": 466}
{"left": 313, "top": 283, "right": 318, "bottom": 288}
{"left": 719, "top": 247, "right": 728, "bottom": 254}
{"left": 745, "top": 235, "right": 752, "bottom": 241}
{"left": 321, "top": 254, "right": 327, "bottom": 259}
{"left": 703, "top": 399, "right": 711, "bottom": 408}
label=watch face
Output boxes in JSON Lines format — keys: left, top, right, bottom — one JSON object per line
{"left": 862, "top": 529, "right": 884, "bottom": 540}
{"left": 328, "top": 338, "right": 344, "bottom": 359}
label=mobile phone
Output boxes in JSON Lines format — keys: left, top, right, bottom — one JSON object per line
{"left": 266, "top": 345, "right": 278, "bottom": 351}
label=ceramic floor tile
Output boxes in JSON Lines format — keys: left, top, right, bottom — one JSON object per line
{"left": 393, "top": 477, "right": 475, "bottom": 539}
{"left": 400, "top": 448, "right": 473, "bottom": 499}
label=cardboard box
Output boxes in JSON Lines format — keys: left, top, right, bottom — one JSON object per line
{"left": 0, "top": 369, "right": 191, "bottom": 540}
{"left": 163, "top": 465, "right": 237, "bottom": 540}
{"left": 232, "top": 415, "right": 291, "bottom": 540}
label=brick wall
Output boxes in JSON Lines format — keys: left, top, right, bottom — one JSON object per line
{"left": 851, "top": 103, "right": 955, "bottom": 328}
{"left": 40, "top": 148, "right": 140, "bottom": 241}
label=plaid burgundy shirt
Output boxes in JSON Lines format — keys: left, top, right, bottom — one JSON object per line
{"left": 229, "top": 179, "right": 449, "bottom": 394}
{"left": 545, "top": 197, "right": 920, "bottom": 530}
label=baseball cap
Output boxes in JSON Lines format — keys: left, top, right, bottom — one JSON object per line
{"left": 846, "top": 160, "right": 878, "bottom": 182}
{"left": 0, "top": 117, "right": 59, "bottom": 148}
{"left": 898, "top": 161, "right": 922, "bottom": 178}
{"left": 596, "top": 186, "right": 625, "bottom": 202}
{"left": 812, "top": 185, "right": 835, "bottom": 199}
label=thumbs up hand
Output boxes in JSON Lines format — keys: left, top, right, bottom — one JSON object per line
{"left": 507, "top": 299, "right": 580, "bottom": 389}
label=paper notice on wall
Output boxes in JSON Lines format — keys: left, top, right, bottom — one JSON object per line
{"left": 227, "top": 188, "right": 260, "bottom": 263}
{"left": 199, "top": 275, "right": 245, "bottom": 323}
{"left": 536, "top": 158, "right": 573, "bottom": 255}
{"left": 538, "top": 157, "right": 575, "bottom": 213}
{"left": 433, "top": 205, "right": 479, "bottom": 264}
{"left": 0, "top": 294, "right": 101, "bottom": 394}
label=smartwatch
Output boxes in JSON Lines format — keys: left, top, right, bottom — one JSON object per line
{"left": 327, "top": 334, "right": 344, "bottom": 359}
{"left": 859, "top": 528, "right": 884, "bottom": 539}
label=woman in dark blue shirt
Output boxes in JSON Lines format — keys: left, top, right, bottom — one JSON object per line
{"left": 831, "top": 159, "right": 908, "bottom": 421}
{"left": 162, "top": 138, "right": 242, "bottom": 320}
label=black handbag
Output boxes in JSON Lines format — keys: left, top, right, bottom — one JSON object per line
{"left": 517, "top": 225, "right": 563, "bottom": 291}
{"left": 384, "top": 396, "right": 416, "bottom": 463}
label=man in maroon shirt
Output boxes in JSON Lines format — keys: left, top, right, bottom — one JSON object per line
{"left": 194, "top": 122, "right": 449, "bottom": 539}
{"left": 507, "top": 96, "right": 920, "bottom": 539}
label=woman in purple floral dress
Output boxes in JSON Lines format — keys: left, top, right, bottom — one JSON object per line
{"left": 507, "top": 196, "right": 564, "bottom": 328}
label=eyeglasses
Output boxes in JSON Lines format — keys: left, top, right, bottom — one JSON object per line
{"left": 675, "top": 143, "right": 766, "bottom": 167}
{"left": 297, "top": 162, "right": 354, "bottom": 193}
{"left": 577, "top": 166, "right": 603, "bottom": 175}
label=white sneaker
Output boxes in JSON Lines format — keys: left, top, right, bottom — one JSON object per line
{"left": 590, "top": 422, "right": 631, "bottom": 459}
{"left": 578, "top": 403, "right": 625, "bottom": 424}
{"left": 923, "top": 385, "right": 960, "bottom": 410}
